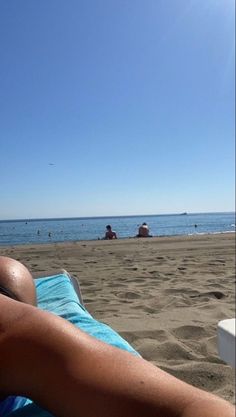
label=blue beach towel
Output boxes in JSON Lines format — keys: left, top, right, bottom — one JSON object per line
{"left": 2, "top": 273, "right": 139, "bottom": 417}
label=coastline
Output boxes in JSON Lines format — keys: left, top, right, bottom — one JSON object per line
{"left": 0, "top": 229, "right": 235, "bottom": 248}
{"left": 0, "top": 212, "right": 234, "bottom": 246}
{"left": 0, "top": 233, "right": 235, "bottom": 402}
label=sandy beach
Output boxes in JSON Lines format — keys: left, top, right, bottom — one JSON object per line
{"left": 1, "top": 233, "right": 235, "bottom": 403}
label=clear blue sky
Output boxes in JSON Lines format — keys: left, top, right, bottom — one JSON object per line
{"left": 0, "top": 0, "right": 235, "bottom": 219}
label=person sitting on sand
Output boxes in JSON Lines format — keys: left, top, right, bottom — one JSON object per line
{"left": 104, "top": 224, "right": 117, "bottom": 240}
{"left": 137, "top": 222, "right": 152, "bottom": 237}
{"left": 0, "top": 256, "right": 234, "bottom": 417}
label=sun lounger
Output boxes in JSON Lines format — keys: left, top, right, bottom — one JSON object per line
{"left": 5, "top": 270, "right": 139, "bottom": 416}
{"left": 217, "top": 318, "right": 236, "bottom": 368}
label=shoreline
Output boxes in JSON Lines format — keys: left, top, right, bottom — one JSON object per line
{"left": 0, "top": 233, "right": 235, "bottom": 403}
{"left": 0, "top": 230, "right": 235, "bottom": 248}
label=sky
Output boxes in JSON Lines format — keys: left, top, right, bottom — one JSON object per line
{"left": 0, "top": 0, "right": 235, "bottom": 220}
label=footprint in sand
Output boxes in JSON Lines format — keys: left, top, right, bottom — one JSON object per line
{"left": 83, "top": 298, "right": 95, "bottom": 303}
{"left": 141, "top": 341, "right": 196, "bottom": 361}
{"left": 115, "top": 291, "right": 141, "bottom": 300}
{"left": 164, "top": 288, "right": 199, "bottom": 297}
{"left": 206, "top": 282, "right": 226, "bottom": 290}
{"left": 160, "top": 363, "right": 232, "bottom": 392}
{"left": 128, "top": 278, "right": 146, "bottom": 283}
{"left": 143, "top": 306, "right": 156, "bottom": 314}
{"left": 120, "top": 329, "right": 168, "bottom": 345}
{"left": 85, "top": 261, "right": 97, "bottom": 264}
{"left": 82, "top": 282, "right": 94, "bottom": 287}
{"left": 172, "top": 325, "right": 207, "bottom": 340}
{"left": 190, "top": 291, "right": 226, "bottom": 300}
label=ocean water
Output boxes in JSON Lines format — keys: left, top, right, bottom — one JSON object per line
{"left": 0, "top": 212, "right": 235, "bottom": 246}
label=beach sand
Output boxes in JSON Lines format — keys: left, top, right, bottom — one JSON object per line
{"left": 1, "top": 233, "right": 235, "bottom": 403}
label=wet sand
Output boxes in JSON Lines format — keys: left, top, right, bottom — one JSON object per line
{"left": 1, "top": 233, "right": 235, "bottom": 402}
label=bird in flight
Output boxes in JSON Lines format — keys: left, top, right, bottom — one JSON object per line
{"left": 49, "top": 163, "right": 55, "bottom": 166}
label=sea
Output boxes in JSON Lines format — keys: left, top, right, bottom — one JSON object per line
{"left": 0, "top": 212, "right": 235, "bottom": 246}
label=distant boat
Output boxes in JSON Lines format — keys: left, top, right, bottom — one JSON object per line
{"left": 180, "top": 212, "right": 188, "bottom": 215}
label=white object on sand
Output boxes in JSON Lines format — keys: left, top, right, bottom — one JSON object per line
{"left": 217, "top": 319, "right": 236, "bottom": 368}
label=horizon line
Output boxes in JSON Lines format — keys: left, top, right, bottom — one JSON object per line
{"left": 0, "top": 211, "right": 234, "bottom": 223}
